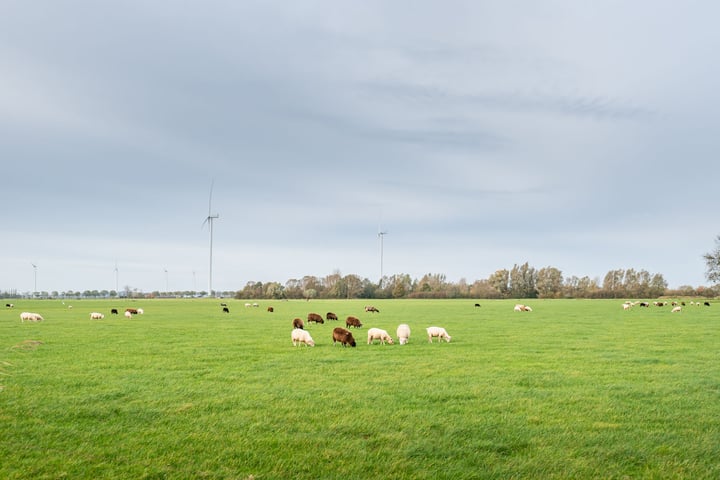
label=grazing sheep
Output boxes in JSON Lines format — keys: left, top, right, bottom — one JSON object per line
{"left": 704, "top": 301, "right": 711, "bottom": 307}
{"left": 124, "top": 310, "right": 132, "bottom": 319}
{"left": 125, "top": 308, "right": 138, "bottom": 315}
{"left": 474, "top": 303, "right": 481, "bottom": 307}
{"left": 137, "top": 308, "right": 144, "bottom": 315}
{"left": 622, "top": 303, "right": 632, "bottom": 311}
{"left": 110, "top": 308, "right": 118, "bottom": 315}
{"left": 222, "top": 307, "right": 230, "bottom": 313}
{"left": 671, "top": 306, "right": 682, "bottom": 313}
{"left": 514, "top": 304, "right": 532, "bottom": 312}
{"left": 364, "top": 305, "right": 380, "bottom": 313}
{"left": 245, "top": 303, "right": 252, "bottom": 308}
{"left": 20, "top": 312, "right": 43, "bottom": 323}
{"left": 291, "top": 328, "right": 315, "bottom": 347}
{"left": 307, "top": 313, "right": 324, "bottom": 324}
{"left": 90, "top": 312, "right": 105, "bottom": 320}
{"left": 396, "top": 324, "right": 411, "bottom": 345}
{"left": 326, "top": 312, "right": 338, "bottom": 321}
{"left": 332, "top": 327, "right": 357, "bottom": 347}
{"left": 367, "top": 327, "right": 394, "bottom": 345}
{"left": 267, "top": 306, "right": 274, "bottom": 312}
{"left": 292, "top": 318, "right": 305, "bottom": 330}
{"left": 426, "top": 326, "right": 451, "bottom": 343}
{"left": 345, "top": 316, "right": 362, "bottom": 328}
{"left": 5, "top": 303, "right": 14, "bottom": 308}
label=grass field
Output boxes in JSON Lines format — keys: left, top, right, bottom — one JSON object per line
{"left": 1, "top": 298, "right": 719, "bottom": 479}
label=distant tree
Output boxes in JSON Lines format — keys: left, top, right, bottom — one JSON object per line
{"left": 509, "top": 263, "right": 537, "bottom": 298}
{"left": 343, "top": 274, "right": 363, "bottom": 299}
{"left": 602, "top": 269, "right": 625, "bottom": 298}
{"left": 703, "top": 235, "right": 720, "bottom": 284}
{"left": 536, "top": 267, "right": 563, "bottom": 298}
{"left": 469, "top": 279, "right": 502, "bottom": 299}
{"left": 488, "top": 269, "right": 510, "bottom": 298}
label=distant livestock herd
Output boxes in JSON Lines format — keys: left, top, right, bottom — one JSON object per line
{"left": 289, "top": 308, "right": 451, "bottom": 348}
{"left": 622, "top": 300, "right": 710, "bottom": 312}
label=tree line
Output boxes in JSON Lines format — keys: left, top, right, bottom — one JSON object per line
{"left": 234, "top": 263, "right": 718, "bottom": 300}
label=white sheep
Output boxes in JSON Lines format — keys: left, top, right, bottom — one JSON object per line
{"left": 291, "top": 328, "right": 315, "bottom": 347}
{"left": 20, "top": 312, "right": 43, "bottom": 323}
{"left": 137, "top": 308, "right": 144, "bottom": 315}
{"left": 622, "top": 303, "right": 632, "bottom": 311}
{"left": 426, "top": 326, "right": 451, "bottom": 343}
{"left": 367, "top": 327, "right": 394, "bottom": 345}
{"left": 124, "top": 310, "right": 133, "bottom": 319}
{"left": 396, "top": 324, "right": 411, "bottom": 345}
{"left": 671, "top": 306, "right": 682, "bottom": 313}
{"left": 90, "top": 312, "right": 105, "bottom": 320}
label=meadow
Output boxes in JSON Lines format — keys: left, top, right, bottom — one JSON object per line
{"left": 1, "top": 298, "right": 718, "bottom": 479}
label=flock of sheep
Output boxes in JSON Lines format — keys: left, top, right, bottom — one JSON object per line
{"left": 289, "top": 307, "right": 451, "bottom": 348}
{"left": 622, "top": 300, "right": 710, "bottom": 312}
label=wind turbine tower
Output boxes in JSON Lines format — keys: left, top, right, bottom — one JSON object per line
{"left": 31, "top": 263, "right": 37, "bottom": 295}
{"left": 203, "top": 181, "right": 220, "bottom": 297}
{"left": 378, "top": 229, "right": 388, "bottom": 287}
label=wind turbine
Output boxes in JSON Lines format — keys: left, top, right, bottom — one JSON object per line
{"left": 378, "top": 229, "right": 388, "bottom": 287}
{"left": 114, "top": 261, "right": 119, "bottom": 295}
{"left": 202, "top": 180, "right": 220, "bottom": 297}
{"left": 31, "top": 263, "right": 38, "bottom": 295}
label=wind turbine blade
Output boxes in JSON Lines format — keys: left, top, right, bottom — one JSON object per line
{"left": 208, "top": 179, "right": 215, "bottom": 216}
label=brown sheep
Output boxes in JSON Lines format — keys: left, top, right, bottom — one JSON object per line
{"left": 364, "top": 306, "right": 380, "bottom": 313}
{"left": 332, "top": 327, "right": 356, "bottom": 347}
{"left": 267, "top": 306, "right": 274, "bottom": 312}
{"left": 326, "top": 312, "right": 338, "bottom": 321}
{"left": 292, "top": 318, "right": 304, "bottom": 329}
{"left": 307, "top": 313, "right": 324, "bottom": 324}
{"left": 345, "top": 316, "right": 363, "bottom": 328}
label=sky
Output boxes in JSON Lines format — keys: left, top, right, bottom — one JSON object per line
{"left": 1, "top": 1, "right": 719, "bottom": 294}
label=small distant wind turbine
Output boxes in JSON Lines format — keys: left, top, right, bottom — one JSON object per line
{"left": 202, "top": 180, "right": 220, "bottom": 297}
{"left": 31, "top": 263, "right": 38, "bottom": 294}
{"left": 378, "top": 229, "right": 388, "bottom": 287}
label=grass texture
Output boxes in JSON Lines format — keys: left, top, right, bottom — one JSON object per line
{"left": 1, "top": 298, "right": 719, "bottom": 479}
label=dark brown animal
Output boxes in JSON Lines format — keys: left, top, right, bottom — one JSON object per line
{"left": 326, "top": 312, "right": 338, "bottom": 321}
{"left": 307, "top": 313, "right": 324, "bottom": 324}
{"left": 345, "top": 316, "right": 363, "bottom": 328}
{"left": 332, "top": 327, "right": 356, "bottom": 347}
{"left": 222, "top": 307, "right": 230, "bottom": 313}
{"left": 267, "top": 306, "right": 274, "bottom": 312}
{"left": 110, "top": 308, "right": 118, "bottom": 314}
{"left": 364, "top": 306, "right": 379, "bottom": 313}
{"left": 292, "top": 318, "right": 304, "bottom": 329}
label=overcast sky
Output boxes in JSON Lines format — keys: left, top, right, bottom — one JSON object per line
{"left": 2, "top": 1, "right": 718, "bottom": 294}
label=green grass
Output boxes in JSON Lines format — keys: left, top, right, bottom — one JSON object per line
{"left": 1, "top": 298, "right": 719, "bottom": 479}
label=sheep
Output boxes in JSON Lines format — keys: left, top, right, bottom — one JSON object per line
{"left": 396, "top": 324, "right": 411, "bottom": 345}
{"left": 291, "top": 328, "right": 315, "bottom": 347}
{"left": 364, "top": 306, "right": 380, "bottom": 313}
{"left": 307, "top": 313, "right": 324, "bottom": 324}
{"left": 332, "top": 327, "right": 356, "bottom": 347}
{"left": 622, "top": 303, "right": 632, "bottom": 311}
{"left": 267, "top": 306, "right": 274, "bottom": 312}
{"left": 5, "top": 303, "right": 14, "bottom": 308}
{"left": 110, "top": 308, "right": 118, "bottom": 315}
{"left": 292, "top": 317, "right": 305, "bottom": 330}
{"left": 326, "top": 312, "right": 338, "bottom": 321}
{"left": 367, "top": 327, "right": 394, "bottom": 345}
{"left": 20, "top": 312, "right": 43, "bottom": 323}
{"left": 426, "top": 326, "right": 451, "bottom": 343}
{"left": 345, "top": 316, "right": 362, "bottom": 328}
{"left": 245, "top": 303, "right": 252, "bottom": 308}
{"left": 90, "top": 312, "right": 105, "bottom": 320}
{"left": 137, "top": 308, "right": 144, "bottom": 315}
{"left": 671, "top": 306, "right": 682, "bottom": 313}
{"left": 222, "top": 307, "right": 230, "bottom": 313}
{"left": 514, "top": 304, "right": 532, "bottom": 312}
{"left": 124, "top": 310, "right": 132, "bottom": 319}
